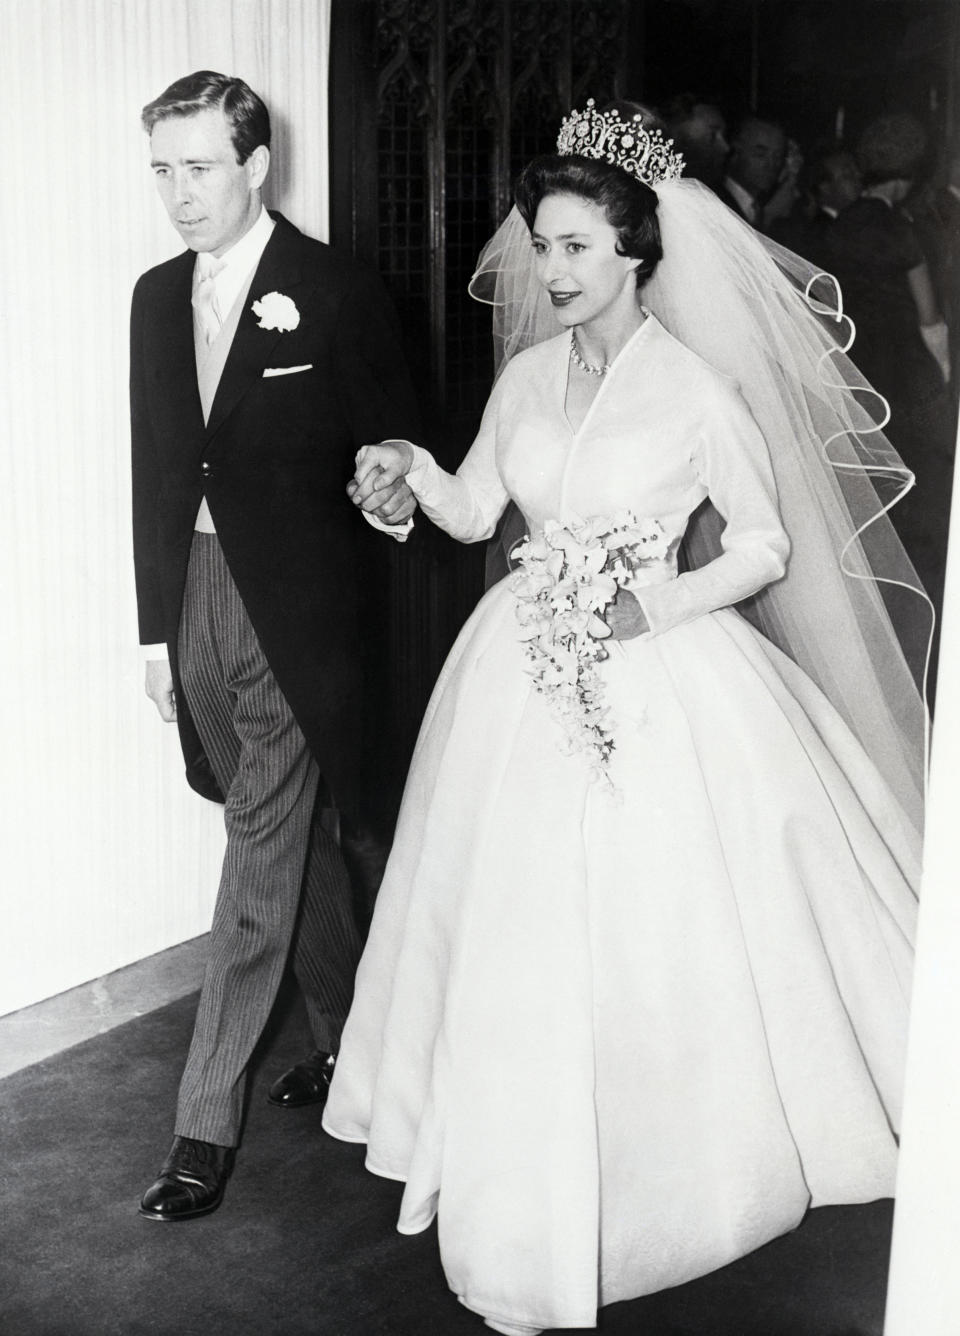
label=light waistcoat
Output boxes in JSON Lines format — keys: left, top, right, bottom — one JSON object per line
{"left": 192, "top": 268, "right": 259, "bottom": 531}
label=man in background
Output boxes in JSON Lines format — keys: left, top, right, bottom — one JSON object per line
{"left": 718, "top": 115, "right": 800, "bottom": 233}
{"left": 131, "top": 70, "right": 417, "bottom": 1221}
{"left": 769, "top": 143, "right": 862, "bottom": 266}
{"left": 912, "top": 147, "right": 960, "bottom": 406}
{"left": 820, "top": 112, "right": 953, "bottom": 633}
{"left": 662, "top": 94, "right": 729, "bottom": 189}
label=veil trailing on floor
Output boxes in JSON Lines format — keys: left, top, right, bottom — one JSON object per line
{"left": 469, "top": 175, "right": 931, "bottom": 836}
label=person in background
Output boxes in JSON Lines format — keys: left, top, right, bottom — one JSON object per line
{"left": 911, "top": 146, "right": 960, "bottom": 406}
{"left": 810, "top": 144, "right": 863, "bottom": 221}
{"left": 661, "top": 93, "right": 729, "bottom": 188}
{"left": 717, "top": 115, "right": 801, "bottom": 233}
{"left": 131, "top": 71, "right": 417, "bottom": 1222}
{"left": 769, "top": 143, "right": 862, "bottom": 268}
{"left": 822, "top": 111, "right": 954, "bottom": 621}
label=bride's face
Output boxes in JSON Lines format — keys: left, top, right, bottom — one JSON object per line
{"left": 531, "top": 192, "right": 640, "bottom": 329}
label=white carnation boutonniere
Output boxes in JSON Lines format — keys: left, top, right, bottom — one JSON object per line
{"left": 251, "top": 291, "right": 300, "bottom": 332}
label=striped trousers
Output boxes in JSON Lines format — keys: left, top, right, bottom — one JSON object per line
{"left": 174, "top": 534, "right": 361, "bottom": 1146}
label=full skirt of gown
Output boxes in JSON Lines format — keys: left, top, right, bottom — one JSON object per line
{"left": 323, "top": 577, "right": 918, "bottom": 1333}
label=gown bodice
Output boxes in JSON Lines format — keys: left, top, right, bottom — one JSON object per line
{"left": 406, "top": 313, "right": 789, "bottom": 638}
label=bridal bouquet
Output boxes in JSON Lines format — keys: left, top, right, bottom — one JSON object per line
{"left": 509, "top": 512, "right": 670, "bottom": 780}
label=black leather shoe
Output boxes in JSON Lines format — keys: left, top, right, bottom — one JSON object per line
{"left": 139, "top": 1136, "right": 235, "bottom": 1222}
{"left": 267, "top": 1049, "right": 336, "bottom": 1108}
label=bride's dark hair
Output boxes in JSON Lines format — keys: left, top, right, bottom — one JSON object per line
{"left": 515, "top": 154, "right": 663, "bottom": 285}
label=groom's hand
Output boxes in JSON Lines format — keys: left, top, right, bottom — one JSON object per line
{"left": 145, "top": 658, "right": 177, "bottom": 722}
{"left": 349, "top": 440, "right": 417, "bottom": 524}
{"left": 352, "top": 441, "right": 414, "bottom": 498}
{"left": 347, "top": 472, "right": 416, "bottom": 523}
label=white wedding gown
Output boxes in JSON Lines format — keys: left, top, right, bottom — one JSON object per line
{"left": 323, "top": 316, "right": 919, "bottom": 1333}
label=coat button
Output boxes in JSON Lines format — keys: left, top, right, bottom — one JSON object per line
{"left": 201, "top": 461, "right": 212, "bottom": 476}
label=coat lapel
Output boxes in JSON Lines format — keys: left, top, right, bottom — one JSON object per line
{"left": 204, "top": 215, "right": 306, "bottom": 443}
{"left": 154, "top": 251, "right": 205, "bottom": 437}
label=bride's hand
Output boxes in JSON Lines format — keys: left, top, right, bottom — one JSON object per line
{"left": 604, "top": 588, "right": 650, "bottom": 640}
{"left": 350, "top": 440, "right": 415, "bottom": 508}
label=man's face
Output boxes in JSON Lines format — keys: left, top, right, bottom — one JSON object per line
{"left": 681, "top": 104, "right": 729, "bottom": 183}
{"left": 730, "top": 122, "right": 785, "bottom": 197}
{"left": 149, "top": 107, "right": 268, "bottom": 256}
{"left": 686, "top": 105, "right": 729, "bottom": 157}
{"left": 817, "top": 153, "right": 862, "bottom": 214}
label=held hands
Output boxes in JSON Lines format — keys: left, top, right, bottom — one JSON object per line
{"left": 145, "top": 658, "right": 177, "bottom": 722}
{"left": 604, "top": 588, "right": 650, "bottom": 641}
{"left": 348, "top": 440, "right": 417, "bottom": 524}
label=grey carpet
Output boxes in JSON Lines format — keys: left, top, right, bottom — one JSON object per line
{"left": 0, "top": 982, "right": 892, "bottom": 1335}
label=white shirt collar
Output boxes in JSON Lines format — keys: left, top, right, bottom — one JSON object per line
{"left": 215, "top": 205, "right": 275, "bottom": 273}
{"left": 193, "top": 206, "right": 276, "bottom": 317}
{"left": 862, "top": 186, "right": 894, "bottom": 208}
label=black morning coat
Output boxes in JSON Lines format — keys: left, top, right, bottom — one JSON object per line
{"left": 130, "top": 212, "right": 421, "bottom": 813}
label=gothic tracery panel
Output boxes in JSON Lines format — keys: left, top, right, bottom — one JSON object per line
{"left": 371, "top": 0, "right": 629, "bottom": 422}
{"left": 336, "top": 0, "right": 631, "bottom": 816}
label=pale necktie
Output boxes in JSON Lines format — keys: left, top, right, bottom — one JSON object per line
{"left": 192, "top": 253, "right": 226, "bottom": 346}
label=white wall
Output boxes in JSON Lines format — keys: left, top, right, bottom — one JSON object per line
{"left": 885, "top": 417, "right": 960, "bottom": 1333}
{"left": 0, "top": 0, "right": 331, "bottom": 1016}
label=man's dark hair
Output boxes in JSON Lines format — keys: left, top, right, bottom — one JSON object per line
{"left": 141, "top": 70, "right": 270, "bottom": 164}
{"left": 730, "top": 114, "right": 785, "bottom": 148}
{"left": 661, "top": 92, "right": 722, "bottom": 126}
{"left": 515, "top": 154, "right": 663, "bottom": 287}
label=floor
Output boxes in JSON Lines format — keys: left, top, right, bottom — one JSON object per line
{"left": 0, "top": 970, "right": 893, "bottom": 1336}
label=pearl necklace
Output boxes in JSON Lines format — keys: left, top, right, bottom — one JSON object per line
{"left": 569, "top": 331, "right": 609, "bottom": 377}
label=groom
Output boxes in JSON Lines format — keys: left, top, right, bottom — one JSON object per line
{"left": 131, "top": 71, "right": 418, "bottom": 1220}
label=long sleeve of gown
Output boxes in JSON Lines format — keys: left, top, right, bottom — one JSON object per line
{"left": 404, "top": 383, "right": 509, "bottom": 543}
{"left": 635, "top": 378, "right": 790, "bottom": 636}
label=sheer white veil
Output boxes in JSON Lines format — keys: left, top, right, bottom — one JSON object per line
{"left": 469, "top": 176, "right": 930, "bottom": 835}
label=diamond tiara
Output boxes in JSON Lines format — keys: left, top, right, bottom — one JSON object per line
{"left": 556, "top": 99, "right": 685, "bottom": 187}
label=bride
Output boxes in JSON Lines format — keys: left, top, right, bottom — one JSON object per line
{"left": 323, "top": 102, "right": 927, "bottom": 1335}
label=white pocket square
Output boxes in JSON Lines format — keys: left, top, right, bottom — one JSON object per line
{"left": 262, "top": 364, "right": 313, "bottom": 378}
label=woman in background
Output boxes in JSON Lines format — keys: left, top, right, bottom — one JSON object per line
{"left": 823, "top": 111, "right": 953, "bottom": 621}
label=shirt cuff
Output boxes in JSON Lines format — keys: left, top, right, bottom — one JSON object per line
{"left": 140, "top": 643, "right": 167, "bottom": 662}
{"left": 362, "top": 511, "right": 414, "bottom": 542}
{"left": 356, "top": 439, "right": 419, "bottom": 541}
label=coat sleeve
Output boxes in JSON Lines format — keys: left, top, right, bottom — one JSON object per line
{"left": 130, "top": 275, "right": 166, "bottom": 646}
{"left": 634, "top": 376, "right": 790, "bottom": 635}
{"left": 333, "top": 266, "right": 422, "bottom": 447}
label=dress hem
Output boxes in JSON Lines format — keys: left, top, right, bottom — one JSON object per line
{"left": 457, "top": 1293, "right": 591, "bottom": 1333}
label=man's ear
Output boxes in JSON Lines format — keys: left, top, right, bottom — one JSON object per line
{"left": 246, "top": 144, "right": 270, "bottom": 192}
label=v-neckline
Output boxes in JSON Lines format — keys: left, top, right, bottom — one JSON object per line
{"left": 560, "top": 312, "right": 652, "bottom": 437}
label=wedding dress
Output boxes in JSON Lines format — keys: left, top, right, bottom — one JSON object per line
{"left": 323, "top": 314, "right": 919, "bottom": 1333}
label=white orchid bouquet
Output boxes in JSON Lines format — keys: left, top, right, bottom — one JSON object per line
{"left": 509, "top": 512, "right": 670, "bottom": 780}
